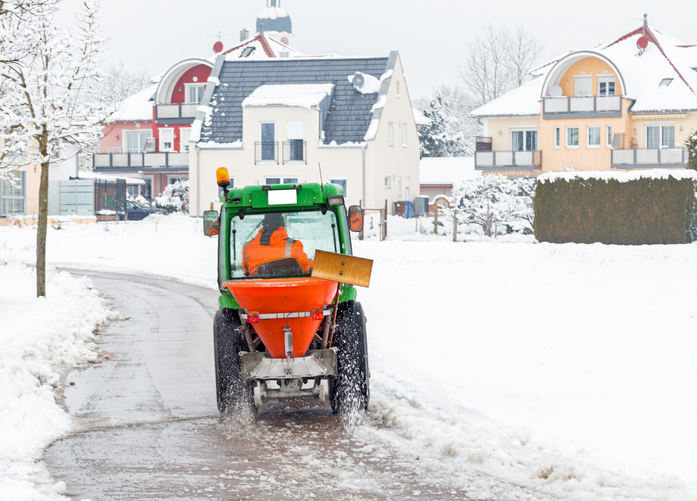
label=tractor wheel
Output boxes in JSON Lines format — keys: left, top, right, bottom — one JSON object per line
{"left": 329, "top": 300, "right": 370, "bottom": 414}
{"left": 213, "top": 309, "right": 254, "bottom": 414}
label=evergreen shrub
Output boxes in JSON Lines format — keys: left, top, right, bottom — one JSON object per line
{"left": 533, "top": 173, "right": 697, "bottom": 244}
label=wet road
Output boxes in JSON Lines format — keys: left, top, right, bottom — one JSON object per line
{"left": 45, "top": 271, "right": 552, "bottom": 501}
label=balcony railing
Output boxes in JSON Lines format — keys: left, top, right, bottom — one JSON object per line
{"left": 475, "top": 150, "right": 542, "bottom": 170}
{"left": 255, "top": 141, "right": 279, "bottom": 164}
{"left": 156, "top": 103, "right": 200, "bottom": 120}
{"left": 611, "top": 148, "right": 687, "bottom": 168}
{"left": 543, "top": 96, "right": 621, "bottom": 117}
{"left": 93, "top": 152, "right": 189, "bottom": 170}
{"left": 282, "top": 140, "right": 306, "bottom": 164}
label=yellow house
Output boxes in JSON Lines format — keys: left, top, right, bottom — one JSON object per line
{"left": 472, "top": 16, "right": 697, "bottom": 175}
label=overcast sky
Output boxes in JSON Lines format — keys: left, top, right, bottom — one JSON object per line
{"left": 57, "top": 0, "right": 697, "bottom": 101}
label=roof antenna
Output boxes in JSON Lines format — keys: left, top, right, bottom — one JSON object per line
{"left": 642, "top": 13, "right": 647, "bottom": 36}
{"left": 318, "top": 162, "right": 324, "bottom": 191}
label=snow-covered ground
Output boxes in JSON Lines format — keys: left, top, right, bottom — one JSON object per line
{"left": 1, "top": 214, "right": 696, "bottom": 500}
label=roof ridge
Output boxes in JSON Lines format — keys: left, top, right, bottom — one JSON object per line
{"left": 221, "top": 34, "right": 276, "bottom": 57}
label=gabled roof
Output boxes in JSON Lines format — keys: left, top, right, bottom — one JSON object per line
{"left": 198, "top": 56, "right": 393, "bottom": 146}
{"left": 473, "top": 21, "right": 697, "bottom": 117}
{"left": 106, "top": 83, "right": 157, "bottom": 123}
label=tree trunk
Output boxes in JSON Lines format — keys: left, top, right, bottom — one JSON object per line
{"left": 36, "top": 159, "right": 49, "bottom": 297}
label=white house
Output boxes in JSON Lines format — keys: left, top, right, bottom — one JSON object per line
{"left": 188, "top": 51, "right": 420, "bottom": 215}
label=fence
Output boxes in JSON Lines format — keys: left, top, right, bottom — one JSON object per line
{"left": 48, "top": 180, "right": 94, "bottom": 215}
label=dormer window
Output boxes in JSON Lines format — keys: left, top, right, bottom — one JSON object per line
{"left": 659, "top": 78, "right": 673, "bottom": 87}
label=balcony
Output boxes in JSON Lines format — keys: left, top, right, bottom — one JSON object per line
{"left": 283, "top": 140, "right": 306, "bottom": 164}
{"left": 255, "top": 141, "right": 279, "bottom": 164}
{"left": 155, "top": 104, "right": 200, "bottom": 122}
{"left": 475, "top": 150, "right": 542, "bottom": 171}
{"left": 543, "top": 96, "right": 622, "bottom": 119}
{"left": 93, "top": 152, "right": 189, "bottom": 171}
{"left": 611, "top": 148, "right": 687, "bottom": 169}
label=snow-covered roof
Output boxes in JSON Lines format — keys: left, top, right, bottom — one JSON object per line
{"left": 419, "top": 156, "right": 478, "bottom": 185}
{"left": 106, "top": 84, "right": 157, "bottom": 123}
{"left": 242, "top": 84, "right": 334, "bottom": 108}
{"left": 256, "top": 5, "right": 292, "bottom": 34}
{"left": 473, "top": 21, "right": 697, "bottom": 117}
{"left": 471, "top": 77, "right": 545, "bottom": 117}
{"left": 413, "top": 107, "right": 431, "bottom": 126}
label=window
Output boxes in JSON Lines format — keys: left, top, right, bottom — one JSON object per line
{"left": 388, "top": 122, "right": 393, "bottom": 146}
{"left": 124, "top": 130, "right": 152, "bottom": 153}
{"left": 228, "top": 209, "right": 340, "bottom": 279}
{"left": 511, "top": 130, "right": 537, "bottom": 151}
{"left": 185, "top": 83, "right": 206, "bottom": 104}
{"left": 180, "top": 128, "right": 191, "bottom": 152}
{"left": 384, "top": 176, "right": 391, "bottom": 188}
{"left": 285, "top": 120, "right": 304, "bottom": 162}
{"left": 159, "top": 128, "right": 174, "bottom": 152}
{"left": 0, "top": 170, "right": 26, "bottom": 216}
{"left": 574, "top": 76, "right": 592, "bottom": 97}
{"left": 646, "top": 125, "right": 675, "bottom": 149}
{"left": 265, "top": 177, "right": 298, "bottom": 185}
{"left": 598, "top": 77, "right": 616, "bottom": 96}
{"left": 554, "top": 127, "right": 560, "bottom": 148}
{"left": 402, "top": 123, "right": 407, "bottom": 146}
{"left": 329, "top": 178, "right": 347, "bottom": 196}
{"left": 260, "top": 122, "right": 276, "bottom": 162}
{"left": 659, "top": 78, "right": 673, "bottom": 87}
{"left": 587, "top": 126, "right": 601, "bottom": 148}
{"left": 606, "top": 126, "right": 613, "bottom": 148}
{"left": 566, "top": 126, "right": 579, "bottom": 148}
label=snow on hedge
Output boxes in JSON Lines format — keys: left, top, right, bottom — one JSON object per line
{"left": 0, "top": 261, "right": 116, "bottom": 500}
{"left": 538, "top": 169, "right": 697, "bottom": 184}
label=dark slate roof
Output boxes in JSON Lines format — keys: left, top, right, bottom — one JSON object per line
{"left": 200, "top": 57, "right": 390, "bottom": 145}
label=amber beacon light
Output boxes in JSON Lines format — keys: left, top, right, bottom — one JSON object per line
{"left": 216, "top": 167, "right": 231, "bottom": 188}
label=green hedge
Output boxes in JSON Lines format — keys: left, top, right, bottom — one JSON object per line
{"left": 533, "top": 175, "right": 697, "bottom": 244}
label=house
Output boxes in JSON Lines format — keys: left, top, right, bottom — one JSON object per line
{"left": 471, "top": 16, "right": 697, "bottom": 175}
{"left": 419, "top": 156, "right": 478, "bottom": 201}
{"left": 0, "top": 139, "right": 80, "bottom": 221}
{"left": 93, "top": 31, "right": 302, "bottom": 200}
{"left": 187, "top": 51, "right": 420, "bottom": 216}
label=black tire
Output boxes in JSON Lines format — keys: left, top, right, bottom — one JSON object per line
{"left": 330, "top": 300, "right": 370, "bottom": 414}
{"left": 213, "top": 309, "right": 254, "bottom": 414}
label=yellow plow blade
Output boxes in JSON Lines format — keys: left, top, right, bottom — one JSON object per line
{"left": 311, "top": 250, "right": 373, "bottom": 288}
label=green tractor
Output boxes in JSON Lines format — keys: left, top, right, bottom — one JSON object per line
{"left": 204, "top": 168, "right": 372, "bottom": 415}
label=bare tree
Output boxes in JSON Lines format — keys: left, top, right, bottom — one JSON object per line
{"left": 459, "top": 24, "right": 544, "bottom": 106}
{"left": 0, "top": 0, "right": 103, "bottom": 297}
{"left": 504, "top": 26, "right": 544, "bottom": 88}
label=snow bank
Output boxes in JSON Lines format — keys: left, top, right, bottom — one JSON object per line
{"left": 539, "top": 169, "right": 697, "bottom": 183}
{"left": 0, "top": 261, "right": 115, "bottom": 500}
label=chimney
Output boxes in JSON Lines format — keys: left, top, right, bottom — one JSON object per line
{"left": 240, "top": 28, "right": 249, "bottom": 42}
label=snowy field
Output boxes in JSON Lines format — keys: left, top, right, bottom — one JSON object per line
{"left": 1, "top": 214, "right": 696, "bottom": 500}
